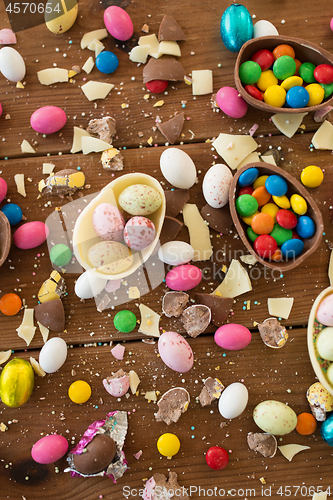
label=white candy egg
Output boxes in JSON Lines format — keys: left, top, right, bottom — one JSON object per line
{"left": 218, "top": 382, "right": 248, "bottom": 419}
{"left": 253, "top": 20, "right": 279, "bottom": 38}
{"left": 74, "top": 270, "right": 107, "bottom": 299}
{"left": 160, "top": 148, "right": 197, "bottom": 189}
{"left": 158, "top": 241, "right": 194, "bottom": 266}
{"left": 202, "top": 163, "right": 233, "bottom": 208}
{"left": 0, "top": 47, "right": 26, "bottom": 82}
{"left": 39, "top": 337, "right": 67, "bottom": 374}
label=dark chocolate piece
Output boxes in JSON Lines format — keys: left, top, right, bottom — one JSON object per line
{"left": 198, "top": 377, "right": 224, "bottom": 407}
{"left": 195, "top": 293, "right": 233, "bottom": 327}
{"left": 73, "top": 434, "right": 117, "bottom": 474}
{"left": 162, "top": 291, "right": 189, "bottom": 317}
{"left": 34, "top": 298, "right": 65, "bottom": 332}
{"left": 200, "top": 204, "right": 233, "bottom": 234}
{"left": 87, "top": 116, "right": 116, "bottom": 144}
{"left": 258, "top": 317, "right": 288, "bottom": 348}
{"left": 157, "top": 112, "right": 184, "bottom": 144}
{"left": 143, "top": 56, "right": 185, "bottom": 83}
{"left": 261, "top": 147, "right": 282, "bottom": 166}
{"left": 158, "top": 15, "right": 186, "bottom": 41}
{"left": 181, "top": 304, "right": 211, "bottom": 338}
{"left": 155, "top": 387, "right": 190, "bottom": 425}
{"left": 160, "top": 216, "right": 183, "bottom": 246}
{"left": 0, "top": 211, "right": 11, "bottom": 267}
{"left": 165, "top": 189, "right": 190, "bottom": 218}
{"left": 247, "top": 432, "right": 277, "bottom": 458}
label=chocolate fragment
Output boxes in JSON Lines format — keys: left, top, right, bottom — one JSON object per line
{"left": 144, "top": 471, "right": 189, "bottom": 500}
{"left": 162, "top": 291, "right": 189, "bottom": 317}
{"left": 155, "top": 387, "right": 190, "bottom": 425}
{"left": 258, "top": 317, "right": 288, "bottom": 348}
{"left": 39, "top": 169, "right": 85, "bottom": 196}
{"left": 0, "top": 211, "right": 11, "bottom": 267}
{"left": 181, "top": 305, "right": 211, "bottom": 337}
{"left": 200, "top": 204, "right": 233, "bottom": 234}
{"left": 34, "top": 298, "right": 65, "bottom": 331}
{"left": 73, "top": 434, "right": 117, "bottom": 474}
{"left": 261, "top": 147, "right": 282, "bottom": 165}
{"left": 247, "top": 432, "right": 277, "bottom": 458}
{"left": 158, "top": 14, "right": 186, "bottom": 41}
{"left": 86, "top": 116, "right": 116, "bottom": 143}
{"left": 143, "top": 56, "right": 185, "bottom": 83}
{"left": 313, "top": 106, "right": 333, "bottom": 123}
{"left": 165, "top": 189, "right": 190, "bottom": 217}
{"left": 100, "top": 148, "right": 124, "bottom": 171}
{"left": 195, "top": 293, "right": 233, "bottom": 327}
{"left": 198, "top": 377, "right": 224, "bottom": 407}
{"left": 157, "top": 112, "right": 184, "bottom": 144}
{"left": 160, "top": 216, "right": 183, "bottom": 247}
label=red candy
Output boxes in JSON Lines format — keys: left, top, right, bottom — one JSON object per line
{"left": 239, "top": 186, "right": 254, "bottom": 196}
{"left": 276, "top": 209, "right": 298, "bottom": 229}
{"left": 292, "top": 230, "right": 301, "bottom": 239}
{"left": 254, "top": 234, "right": 277, "bottom": 258}
{"left": 206, "top": 446, "right": 229, "bottom": 470}
{"left": 245, "top": 84, "right": 264, "bottom": 101}
{"left": 145, "top": 80, "right": 168, "bottom": 93}
{"left": 314, "top": 64, "right": 333, "bottom": 85}
{"left": 251, "top": 49, "right": 274, "bottom": 70}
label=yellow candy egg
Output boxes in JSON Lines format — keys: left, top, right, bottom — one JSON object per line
{"left": 0, "top": 358, "right": 34, "bottom": 407}
{"left": 242, "top": 211, "right": 259, "bottom": 225}
{"left": 272, "top": 194, "right": 290, "bottom": 209}
{"left": 290, "top": 194, "right": 307, "bottom": 215}
{"left": 301, "top": 165, "right": 324, "bottom": 188}
{"left": 281, "top": 75, "right": 303, "bottom": 91}
{"left": 257, "top": 70, "right": 278, "bottom": 91}
{"left": 68, "top": 380, "right": 91, "bottom": 404}
{"left": 157, "top": 433, "right": 180, "bottom": 457}
{"left": 261, "top": 203, "right": 279, "bottom": 223}
{"left": 264, "top": 85, "right": 286, "bottom": 107}
{"left": 305, "top": 83, "right": 325, "bottom": 106}
{"left": 45, "top": 0, "right": 78, "bottom": 34}
{"left": 253, "top": 175, "right": 269, "bottom": 190}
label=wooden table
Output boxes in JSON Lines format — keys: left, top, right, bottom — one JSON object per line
{"left": 0, "top": 1, "right": 333, "bottom": 498}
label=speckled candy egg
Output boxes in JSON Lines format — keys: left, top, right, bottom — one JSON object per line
{"left": 92, "top": 203, "right": 125, "bottom": 241}
{"left": 253, "top": 400, "right": 297, "bottom": 435}
{"left": 123, "top": 216, "right": 156, "bottom": 251}
{"left": 30, "top": 106, "right": 67, "bottom": 134}
{"left": 216, "top": 87, "right": 248, "bottom": 119}
{"left": 218, "top": 382, "right": 248, "bottom": 419}
{"left": 160, "top": 148, "right": 197, "bottom": 189}
{"left": 202, "top": 163, "right": 233, "bottom": 208}
{"left": 214, "top": 323, "right": 251, "bottom": 350}
{"left": 88, "top": 241, "right": 133, "bottom": 274}
{"left": 31, "top": 434, "right": 68, "bottom": 464}
{"left": 165, "top": 264, "right": 202, "bottom": 291}
{"left": 220, "top": 4, "right": 253, "bottom": 53}
{"left": 316, "top": 294, "right": 333, "bottom": 326}
{"left": 158, "top": 331, "right": 194, "bottom": 372}
{"left": 118, "top": 184, "right": 162, "bottom": 216}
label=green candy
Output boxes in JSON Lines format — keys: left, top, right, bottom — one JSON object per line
{"left": 320, "top": 82, "right": 333, "bottom": 99}
{"left": 236, "top": 194, "right": 258, "bottom": 217}
{"left": 247, "top": 226, "right": 258, "bottom": 243}
{"left": 50, "top": 243, "right": 72, "bottom": 266}
{"left": 114, "top": 310, "right": 137, "bottom": 333}
{"left": 273, "top": 56, "right": 296, "bottom": 80}
{"left": 270, "top": 223, "right": 292, "bottom": 246}
{"left": 299, "top": 62, "right": 316, "bottom": 83}
{"left": 239, "top": 61, "right": 261, "bottom": 85}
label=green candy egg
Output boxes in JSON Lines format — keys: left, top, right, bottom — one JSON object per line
{"left": 50, "top": 243, "right": 72, "bottom": 266}
{"left": 0, "top": 358, "right": 34, "bottom": 408}
{"left": 114, "top": 310, "right": 137, "bottom": 333}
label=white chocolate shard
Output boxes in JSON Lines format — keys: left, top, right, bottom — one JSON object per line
{"left": 271, "top": 112, "right": 308, "bottom": 138}
{"left": 138, "top": 304, "right": 160, "bottom": 338}
{"left": 157, "top": 41, "right": 181, "bottom": 57}
{"left": 21, "top": 140, "right": 35, "bottom": 154}
{"left": 81, "top": 29, "right": 108, "bottom": 49}
{"left": 145, "top": 390, "right": 157, "bottom": 401}
{"left": 0, "top": 350, "right": 12, "bottom": 365}
{"left": 261, "top": 154, "right": 277, "bottom": 166}
{"left": 278, "top": 444, "right": 310, "bottom": 461}
{"left": 14, "top": 173, "right": 27, "bottom": 196}
{"left": 16, "top": 308, "right": 36, "bottom": 346}
{"left": 182, "top": 204, "right": 213, "bottom": 261}
{"left": 192, "top": 69, "right": 213, "bottom": 95}
{"left": 42, "top": 163, "right": 55, "bottom": 174}
{"left": 237, "top": 151, "right": 260, "bottom": 170}
{"left": 138, "top": 34, "right": 160, "bottom": 58}
{"left": 70, "top": 126, "right": 91, "bottom": 154}
{"left": 37, "top": 68, "right": 68, "bottom": 85}
{"left": 82, "top": 56, "right": 95, "bottom": 74}
{"left": 128, "top": 286, "right": 140, "bottom": 299}
{"left": 213, "top": 133, "right": 258, "bottom": 170}
{"left": 129, "top": 45, "right": 150, "bottom": 64}
{"left": 81, "top": 136, "right": 113, "bottom": 155}
{"left": 37, "top": 321, "right": 49, "bottom": 343}
{"left": 268, "top": 297, "right": 294, "bottom": 320}
{"left": 312, "top": 120, "right": 333, "bottom": 150}
{"left": 129, "top": 370, "right": 141, "bottom": 394}
{"left": 240, "top": 254, "right": 258, "bottom": 265}
{"left": 212, "top": 259, "right": 252, "bottom": 298}
{"left": 81, "top": 81, "right": 114, "bottom": 101}
{"left": 30, "top": 357, "right": 46, "bottom": 377}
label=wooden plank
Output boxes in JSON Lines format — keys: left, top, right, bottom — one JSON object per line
{"left": 0, "top": 330, "right": 331, "bottom": 500}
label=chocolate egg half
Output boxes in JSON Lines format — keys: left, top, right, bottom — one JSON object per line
{"left": 73, "top": 434, "right": 117, "bottom": 474}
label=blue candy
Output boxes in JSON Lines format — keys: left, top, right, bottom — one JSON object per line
{"left": 286, "top": 86, "right": 310, "bottom": 108}
{"left": 281, "top": 238, "right": 304, "bottom": 259}
{"left": 265, "top": 175, "right": 288, "bottom": 196}
{"left": 296, "top": 215, "right": 315, "bottom": 239}
{"left": 1, "top": 203, "right": 22, "bottom": 226}
{"left": 95, "top": 51, "right": 119, "bottom": 74}
{"left": 220, "top": 4, "right": 253, "bottom": 53}
{"left": 238, "top": 167, "right": 259, "bottom": 187}
{"left": 320, "top": 413, "right": 333, "bottom": 446}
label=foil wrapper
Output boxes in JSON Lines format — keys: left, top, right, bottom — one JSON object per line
{"left": 65, "top": 410, "right": 128, "bottom": 482}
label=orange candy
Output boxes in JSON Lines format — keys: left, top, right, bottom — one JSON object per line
{"left": 296, "top": 412, "right": 317, "bottom": 435}
{"left": 273, "top": 44, "right": 296, "bottom": 60}
{"left": 0, "top": 293, "right": 22, "bottom": 316}
{"left": 252, "top": 186, "right": 271, "bottom": 207}
{"left": 294, "top": 58, "right": 302, "bottom": 76}
{"left": 270, "top": 248, "right": 282, "bottom": 262}
{"left": 251, "top": 212, "right": 274, "bottom": 235}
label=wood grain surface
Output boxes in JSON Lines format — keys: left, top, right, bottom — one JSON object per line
{"left": 0, "top": 0, "right": 333, "bottom": 499}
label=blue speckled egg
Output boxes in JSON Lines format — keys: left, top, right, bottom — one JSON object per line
{"left": 321, "top": 413, "right": 333, "bottom": 446}
{"left": 220, "top": 4, "right": 253, "bottom": 53}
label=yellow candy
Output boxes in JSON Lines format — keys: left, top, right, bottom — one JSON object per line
{"left": 290, "top": 194, "right": 307, "bottom": 215}
{"left": 253, "top": 175, "right": 269, "bottom": 190}
{"left": 264, "top": 85, "right": 286, "bottom": 107}
{"left": 257, "top": 70, "right": 278, "bottom": 91}
{"left": 281, "top": 76, "right": 303, "bottom": 90}
{"left": 272, "top": 194, "right": 290, "bottom": 209}
{"left": 157, "top": 433, "right": 180, "bottom": 457}
{"left": 68, "top": 380, "right": 91, "bottom": 404}
{"left": 305, "top": 83, "right": 325, "bottom": 106}
{"left": 261, "top": 203, "right": 279, "bottom": 223}
{"left": 242, "top": 211, "right": 259, "bottom": 225}
{"left": 301, "top": 165, "right": 324, "bottom": 188}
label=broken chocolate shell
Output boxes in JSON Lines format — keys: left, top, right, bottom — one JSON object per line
{"left": 155, "top": 387, "right": 190, "bottom": 425}
{"left": 198, "top": 377, "right": 224, "bottom": 407}
{"left": 165, "top": 189, "right": 190, "bottom": 218}
{"left": 143, "top": 56, "right": 185, "bottom": 83}
{"left": 195, "top": 293, "right": 233, "bottom": 327}
{"left": 258, "top": 317, "right": 288, "bottom": 348}
{"left": 39, "top": 169, "right": 85, "bottom": 196}
{"left": 0, "top": 211, "right": 11, "bottom": 267}
{"left": 247, "top": 432, "right": 277, "bottom": 458}
{"left": 73, "top": 434, "right": 117, "bottom": 474}
{"left": 87, "top": 116, "right": 116, "bottom": 144}
{"left": 200, "top": 204, "right": 233, "bottom": 234}
{"left": 261, "top": 147, "right": 282, "bottom": 166}
{"left": 157, "top": 112, "right": 184, "bottom": 145}
{"left": 103, "top": 368, "right": 130, "bottom": 397}
{"left": 162, "top": 291, "right": 189, "bottom": 317}
{"left": 153, "top": 216, "right": 183, "bottom": 254}
{"left": 100, "top": 148, "right": 124, "bottom": 171}
{"left": 144, "top": 471, "right": 189, "bottom": 500}
{"left": 158, "top": 14, "right": 186, "bottom": 41}
{"left": 38, "top": 270, "right": 66, "bottom": 303}
{"left": 181, "top": 304, "right": 211, "bottom": 338}
{"left": 34, "top": 298, "right": 65, "bottom": 332}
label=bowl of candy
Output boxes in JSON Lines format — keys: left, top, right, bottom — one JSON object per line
{"left": 229, "top": 163, "right": 324, "bottom": 272}
{"left": 235, "top": 35, "right": 333, "bottom": 113}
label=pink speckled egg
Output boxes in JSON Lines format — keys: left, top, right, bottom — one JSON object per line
{"left": 216, "top": 86, "right": 248, "bottom": 118}
{"left": 92, "top": 203, "right": 125, "bottom": 241}
{"left": 30, "top": 106, "right": 67, "bottom": 134}
{"left": 165, "top": 264, "right": 202, "bottom": 291}
{"left": 31, "top": 434, "right": 68, "bottom": 464}
{"left": 13, "top": 221, "right": 49, "bottom": 249}
{"left": 0, "top": 177, "right": 7, "bottom": 203}
{"left": 202, "top": 164, "right": 233, "bottom": 209}
{"left": 316, "top": 294, "right": 333, "bottom": 327}
{"left": 214, "top": 323, "right": 251, "bottom": 350}
{"left": 123, "top": 216, "right": 156, "bottom": 250}
{"left": 158, "top": 331, "right": 194, "bottom": 372}
{"left": 103, "top": 372, "right": 130, "bottom": 397}
{"left": 104, "top": 6, "right": 133, "bottom": 41}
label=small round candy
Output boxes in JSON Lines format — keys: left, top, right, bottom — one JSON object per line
{"left": 206, "top": 446, "right": 229, "bottom": 470}
{"left": 113, "top": 310, "right": 137, "bottom": 333}
{"left": 286, "top": 86, "right": 309, "bottom": 108}
{"left": 276, "top": 209, "right": 298, "bottom": 229}
{"left": 95, "top": 51, "right": 119, "bottom": 74}
{"left": 68, "top": 380, "right": 91, "bottom": 404}
{"left": 314, "top": 64, "right": 333, "bottom": 85}
{"left": 270, "top": 223, "right": 293, "bottom": 246}
{"left": 216, "top": 86, "right": 248, "bottom": 118}
{"left": 321, "top": 82, "right": 333, "bottom": 99}
{"left": 264, "top": 85, "right": 286, "bottom": 107}
{"left": 242, "top": 211, "right": 259, "bottom": 226}
{"left": 281, "top": 75, "right": 303, "bottom": 91}
{"left": 1, "top": 203, "right": 22, "bottom": 226}
{"left": 239, "top": 61, "right": 261, "bottom": 85}
{"left": 301, "top": 165, "right": 324, "bottom": 188}
{"left": 296, "top": 215, "right": 315, "bottom": 239}
{"left": 50, "top": 244, "right": 72, "bottom": 267}
{"left": 146, "top": 80, "right": 168, "bottom": 93}
{"left": 272, "top": 194, "right": 290, "bottom": 209}
{"left": 0, "top": 177, "right": 8, "bottom": 203}
{"left": 238, "top": 167, "right": 259, "bottom": 187}
{"left": 251, "top": 212, "right": 274, "bottom": 235}
{"left": 261, "top": 202, "right": 279, "bottom": 222}
{"left": 273, "top": 55, "right": 296, "bottom": 80}
{"left": 290, "top": 194, "right": 307, "bottom": 215}
{"left": 253, "top": 175, "right": 268, "bottom": 190}
{"left": 252, "top": 186, "right": 271, "bottom": 207}
{"left": 299, "top": 62, "right": 316, "bottom": 83}
{"left": 292, "top": 230, "right": 301, "bottom": 239}
{"left": 0, "top": 293, "right": 22, "bottom": 315}
{"left": 157, "top": 433, "right": 180, "bottom": 457}
{"left": 245, "top": 84, "right": 263, "bottom": 101}
{"left": 247, "top": 226, "right": 258, "bottom": 242}
{"left": 257, "top": 70, "right": 278, "bottom": 91}
{"left": 273, "top": 44, "right": 295, "bottom": 60}
{"left": 296, "top": 412, "right": 317, "bottom": 435}
{"left": 265, "top": 175, "right": 288, "bottom": 197}
{"left": 235, "top": 194, "right": 258, "bottom": 217}
{"left": 305, "top": 83, "right": 325, "bottom": 106}
{"left": 239, "top": 186, "right": 253, "bottom": 196}
{"left": 254, "top": 234, "right": 277, "bottom": 258}
{"left": 251, "top": 49, "right": 274, "bottom": 71}
{"left": 281, "top": 238, "right": 304, "bottom": 259}
{"left": 294, "top": 59, "right": 302, "bottom": 76}
{"left": 270, "top": 248, "right": 282, "bottom": 262}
